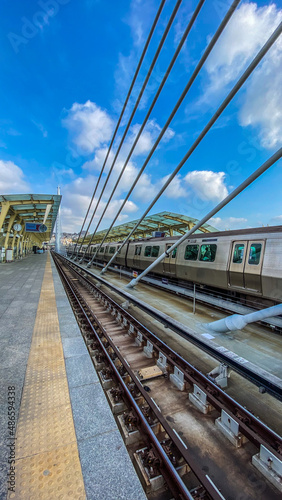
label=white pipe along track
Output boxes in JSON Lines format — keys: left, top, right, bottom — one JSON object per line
{"left": 206, "top": 304, "right": 282, "bottom": 333}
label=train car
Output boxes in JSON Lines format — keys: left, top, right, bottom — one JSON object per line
{"left": 125, "top": 226, "right": 282, "bottom": 302}
{"left": 68, "top": 226, "right": 282, "bottom": 303}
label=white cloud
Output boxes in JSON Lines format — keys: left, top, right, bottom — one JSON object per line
{"left": 0, "top": 160, "right": 30, "bottom": 193}
{"left": 60, "top": 97, "right": 179, "bottom": 231}
{"left": 83, "top": 147, "right": 111, "bottom": 172}
{"left": 124, "top": 0, "right": 158, "bottom": 48}
{"left": 185, "top": 170, "right": 228, "bottom": 201}
{"left": 270, "top": 215, "right": 282, "bottom": 225}
{"left": 103, "top": 198, "right": 138, "bottom": 219}
{"left": 204, "top": 3, "right": 281, "bottom": 93}
{"left": 81, "top": 117, "right": 175, "bottom": 203}
{"left": 209, "top": 216, "right": 248, "bottom": 230}
{"left": 173, "top": 3, "right": 194, "bottom": 71}
{"left": 163, "top": 127, "right": 176, "bottom": 143}
{"left": 239, "top": 36, "right": 282, "bottom": 149}
{"left": 32, "top": 120, "right": 48, "bottom": 138}
{"left": 62, "top": 101, "right": 114, "bottom": 155}
{"left": 129, "top": 124, "right": 155, "bottom": 156}
{"left": 52, "top": 164, "right": 75, "bottom": 180}
{"left": 113, "top": 51, "right": 137, "bottom": 110}
{"left": 131, "top": 172, "right": 159, "bottom": 202}
{"left": 113, "top": 0, "right": 162, "bottom": 112}
{"left": 7, "top": 128, "right": 21, "bottom": 137}
{"left": 201, "top": 2, "right": 282, "bottom": 149}
{"left": 161, "top": 174, "right": 187, "bottom": 199}
{"left": 60, "top": 173, "right": 139, "bottom": 233}
{"left": 127, "top": 120, "right": 175, "bottom": 156}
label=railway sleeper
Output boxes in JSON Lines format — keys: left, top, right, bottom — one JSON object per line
{"left": 135, "top": 445, "right": 190, "bottom": 494}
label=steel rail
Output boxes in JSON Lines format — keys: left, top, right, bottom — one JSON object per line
{"left": 65, "top": 253, "right": 282, "bottom": 402}
{"left": 53, "top": 252, "right": 217, "bottom": 500}
{"left": 54, "top": 252, "right": 282, "bottom": 460}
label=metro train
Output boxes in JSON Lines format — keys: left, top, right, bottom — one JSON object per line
{"left": 68, "top": 226, "right": 282, "bottom": 303}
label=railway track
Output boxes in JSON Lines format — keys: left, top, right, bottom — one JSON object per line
{"left": 70, "top": 252, "right": 282, "bottom": 332}
{"left": 66, "top": 253, "right": 282, "bottom": 401}
{"left": 53, "top": 252, "right": 282, "bottom": 500}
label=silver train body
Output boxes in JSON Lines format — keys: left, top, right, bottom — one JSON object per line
{"left": 70, "top": 226, "right": 282, "bottom": 302}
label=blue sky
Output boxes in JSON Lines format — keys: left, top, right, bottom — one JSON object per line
{"left": 0, "top": 0, "right": 281, "bottom": 233}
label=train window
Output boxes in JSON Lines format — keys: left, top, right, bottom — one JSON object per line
{"left": 233, "top": 244, "right": 244, "bottom": 264}
{"left": 105, "top": 246, "right": 109, "bottom": 253}
{"left": 184, "top": 245, "right": 199, "bottom": 261}
{"left": 99, "top": 247, "right": 104, "bottom": 253}
{"left": 135, "top": 246, "right": 141, "bottom": 256}
{"left": 151, "top": 246, "right": 160, "bottom": 258}
{"left": 167, "top": 245, "right": 177, "bottom": 258}
{"left": 109, "top": 247, "right": 116, "bottom": 254}
{"left": 248, "top": 243, "right": 261, "bottom": 265}
{"left": 144, "top": 246, "right": 152, "bottom": 257}
{"left": 199, "top": 244, "right": 217, "bottom": 262}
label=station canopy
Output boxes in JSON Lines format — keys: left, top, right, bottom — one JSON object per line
{"left": 0, "top": 194, "right": 61, "bottom": 245}
{"left": 83, "top": 211, "right": 218, "bottom": 245}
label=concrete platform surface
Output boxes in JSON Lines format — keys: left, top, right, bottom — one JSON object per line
{"left": 0, "top": 254, "right": 146, "bottom": 500}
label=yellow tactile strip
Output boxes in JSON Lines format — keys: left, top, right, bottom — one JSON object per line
{"left": 9, "top": 255, "right": 86, "bottom": 500}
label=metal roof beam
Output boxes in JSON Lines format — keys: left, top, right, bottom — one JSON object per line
{"left": 0, "top": 202, "right": 11, "bottom": 232}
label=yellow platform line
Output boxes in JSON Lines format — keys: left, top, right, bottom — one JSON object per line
{"left": 9, "top": 254, "right": 86, "bottom": 500}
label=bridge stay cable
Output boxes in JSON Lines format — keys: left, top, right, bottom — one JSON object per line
{"left": 96, "top": 22, "right": 282, "bottom": 281}
{"left": 71, "top": 0, "right": 167, "bottom": 258}
{"left": 79, "top": 0, "right": 206, "bottom": 262}
{"left": 85, "top": 0, "right": 241, "bottom": 268}
{"left": 75, "top": 0, "right": 184, "bottom": 258}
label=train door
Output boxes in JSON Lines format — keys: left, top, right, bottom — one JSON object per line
{"left": 228, "top": 240, "right": 265, "bottom": 292}
{"left": 244, "top": 240, "right": 265, "bottom": 292}
{"left": 229, "top": 241, "right": 247, "bottom": 288}
{"left": 162, "top": 244, "right": 177, "bottom": 274}
{"left": 133, "top": 245, "right": 142, "bottom": 268}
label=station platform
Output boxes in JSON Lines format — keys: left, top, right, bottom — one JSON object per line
{"left": 0, "top": 253, "right": 146, "bottom": 500}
